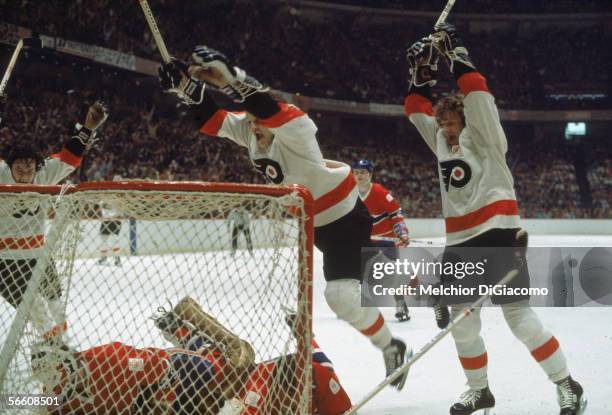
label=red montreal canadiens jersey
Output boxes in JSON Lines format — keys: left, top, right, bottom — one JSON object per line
{"left": 54, "top": 342, "right": 171, "bottom": 414}
{"left": 200, "top": 103, "right": 358, "bottom": 227}
{"left": 405, "top": 72, "right": 520, "bottom": 245}
{"left": 239, "top": 339, "right": 351, "bottom": 415}
{"left": 360, "top": 183, "right": 404, "bottom": 240}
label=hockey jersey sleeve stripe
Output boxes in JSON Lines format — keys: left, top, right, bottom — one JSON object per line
{"left": 258, "top": 103, "right": 305, "bottom": 128}
{"left": 313, "top": 171, "right": 356, "bottom": 215}
{"left": 457, "top": 72, "right": 490, "bottom": 95}
{"left": 531, "top": 336, "right": 560, "bottom": 362}
{"left": 199, "top": 109, "right": 228, "bottom": 136}
{"left": 0, "top": 234, "right": 45, "bottom": 250}
{"left": 403, "top": 93, "right": 433, "bottom": 116}
{"left": 51, "top": 147, "right": 82, "bottom": 168}
{"left": 445, "top": 199, "right": 518, "bottom": 233}
{"left": 459, "top": 352, "right": 488, "bottom": 370}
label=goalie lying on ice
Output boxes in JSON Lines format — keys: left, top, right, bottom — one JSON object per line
{"left": 32, "top": 297, "right": 351, "bottom": 415}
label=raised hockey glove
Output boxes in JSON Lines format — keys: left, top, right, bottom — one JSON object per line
{"left": 158, "top": 59, "right": 206, "bottom": 105}
{"left": 191, "top": 45, "right": 269, "bottom": 103}
{"left": 431, "top": 22, "right": 476, "bottom": 77}
{"left": 406, "top": 37, "right": 438, "bottom": 92}
{"left": 72, "top": 101, "right": 109, "bottom": 147}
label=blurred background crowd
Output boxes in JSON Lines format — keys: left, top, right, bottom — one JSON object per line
{"left": 0, "top": 0, "right": 610, "bottom": 219}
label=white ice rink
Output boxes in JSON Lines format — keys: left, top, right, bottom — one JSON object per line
{"left": 312, "top": 235, "right": 612, "bottom": 415}
{"left": 1, "top": 234, "right": 611, "bottom": 414}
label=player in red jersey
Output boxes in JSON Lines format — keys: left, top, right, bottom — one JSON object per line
{"left": 352, "top": 160, "right": 412, "bottom": 321}
{"left": 32, "top": 297, "right": 350, "bottom": 415}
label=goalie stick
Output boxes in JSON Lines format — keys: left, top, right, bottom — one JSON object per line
{"left": 138, "top": 0, "right": 171, "bottom": 63}
{"left": 343, "top": 267, "right": 520, "bottom": 415}
{"left": 0, "top": 37, "right": 42, "bottom": 97}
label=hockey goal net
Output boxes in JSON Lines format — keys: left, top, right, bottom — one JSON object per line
{"left": 0, "top": 181, "right": 314, "bottom": 414}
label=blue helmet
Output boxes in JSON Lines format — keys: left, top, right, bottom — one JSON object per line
{"left": 352, "top": 159, "right": 374, "bottom": 173}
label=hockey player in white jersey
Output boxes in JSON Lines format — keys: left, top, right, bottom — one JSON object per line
{"left": 226, "top": 206, "right": 253, "bottom": 256}
{"left": 0, "top": 101, "right": 108, "bottom": 339}
{"left": 157, "top": 46, "right": 411, "bottom": 390}
{"left": 404, "top": 23, "right": 585, "bottom": 415}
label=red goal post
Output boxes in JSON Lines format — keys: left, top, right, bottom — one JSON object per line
{"left": 0, "top": 180, "right": 314, "bottom": 414}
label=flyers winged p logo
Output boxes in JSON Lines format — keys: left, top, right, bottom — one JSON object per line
{"left": 440, "top": 159, "right": 472, "bottom": 191}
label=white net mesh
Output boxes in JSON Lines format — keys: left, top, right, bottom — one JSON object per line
{"left": 0, "top": 181, "right": 313, "bottom": 414}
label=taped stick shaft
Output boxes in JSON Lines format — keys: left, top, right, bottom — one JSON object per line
{"left": 435, "top": 0, "right": 456, "bottom": 27}
{"left": 343, "top": 268, "right": 519, "bottom": 415}
{"left": 138, "top": 0, "right": 171, "bottom": 63}
{"left": 0, "top": 39, "right": 24, "bottom": 95}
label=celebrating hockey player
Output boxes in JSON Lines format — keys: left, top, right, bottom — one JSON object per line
{"left": 33, "top": 297, "right": 351, "bottom": 415}
{"left": 352, "top": 159, "right": 411, "bottom": 322}
{"left": 0, "top": 101, "right": 108, "bottom": 339}
{"left": 403, "top": 23, "right": 586, "bottom": 415}
{"left": 157, "top": 46, "right": 411, "bottom": 389}
{"left": 227, "top": 206, "right": 253, "bottom": 257}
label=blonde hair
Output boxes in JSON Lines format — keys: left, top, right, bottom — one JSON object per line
{"left": 433, "top": 91, "right": 465, "bottom": 126}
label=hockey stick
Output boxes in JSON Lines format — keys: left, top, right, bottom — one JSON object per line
{"left": 0, "top": 37, "right": 42, "bottom": 96}
{"left": 372, "top": 236, "right": 436, "bottom": 245}
{"left": 435, "top": 0, "right": 456, "bottom": 28}
{"left": 138, "top": 0, "right": 171, "bottom": 63}
{"left": 343, "top": 267, "right": 520, "bottom": 415}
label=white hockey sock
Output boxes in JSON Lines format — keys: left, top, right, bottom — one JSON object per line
{"left": 324, "top": 279, "right": 392, "bottom": 350}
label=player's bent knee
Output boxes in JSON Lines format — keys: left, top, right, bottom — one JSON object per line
{"left": 324, "top": 279, "right": 362, "bottom": 321}
{"left": 502, "top": 304, "right": 547, "bottom": 345}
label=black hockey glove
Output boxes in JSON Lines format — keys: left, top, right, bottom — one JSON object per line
{"left": 431, "top": 22, "right": 476, "bottom": 77}
{"left": 158, "top": 58, "right": 206, "bottom": 105}
{"left": 406, "top": 37, "right": 438, "bottom": 93}
{"left": 191, "top": 45, "right": 269, "bottom": 103}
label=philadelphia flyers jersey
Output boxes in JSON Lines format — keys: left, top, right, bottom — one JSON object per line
{"left": 200, "top": 103, "right": 358, "bottom": 227}
{"left": 404, "top": 72, "right": 520, "bottom": 245}
{"left": 0, "top": 147, "right": 82, "bottom": 259}
{"left": 359, "top": 183, "right": 405, "bottom": 241}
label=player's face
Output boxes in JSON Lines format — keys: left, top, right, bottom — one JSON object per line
{"left": 352, "top": 168, "right": 371, "bottom": 187}
{"left": 11, "top": 158, "right": 37, "bottom": 183}
{"left": 438, "top": 111, "right": 464, "bottom": 147}
{"left": 247, "top": 114, "right": 274, "bottom": 151}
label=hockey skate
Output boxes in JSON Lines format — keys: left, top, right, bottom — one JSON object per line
{"left": 433, "top": 303, "right": 450, "bottom": 329}
{"left": 450, "top": 386, "right": 495, "bottom": 415}
{"left": 114, "top": 256, "right": 122, "bottom": 266}
{"left": 394, "top": 298, "right": 410, "bottom": 322}
{"left": 556, "top": 376, "right": 587, "bottom": 415}
{"left": 96, "top": 257, "right": 108, "bottom": 265}
{"left": 382, "top": 337, "right": 412, "bottom": 390}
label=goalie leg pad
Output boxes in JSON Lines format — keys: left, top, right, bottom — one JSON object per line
{"left": 174, "top": 297, "right": 255, "bottom": 370}
{"left": 324, "top": 279, "right": 392, "bottom": 349}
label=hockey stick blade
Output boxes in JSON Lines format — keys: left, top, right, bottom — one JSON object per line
{"left": 343, "top": 268, "right": 520, "bottom": 415}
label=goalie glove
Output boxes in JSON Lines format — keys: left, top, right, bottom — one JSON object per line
{"left": 431, "top": 22, "right": 476, "bottom": 76}
{"left": 158, "top": 59, "right": 206, "bottom": 105}
{"left": 406, "top": 37, "right": 438, "bottom": 91}
{"left": 191, "top": 45, "right": 269, "bottom": 103}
